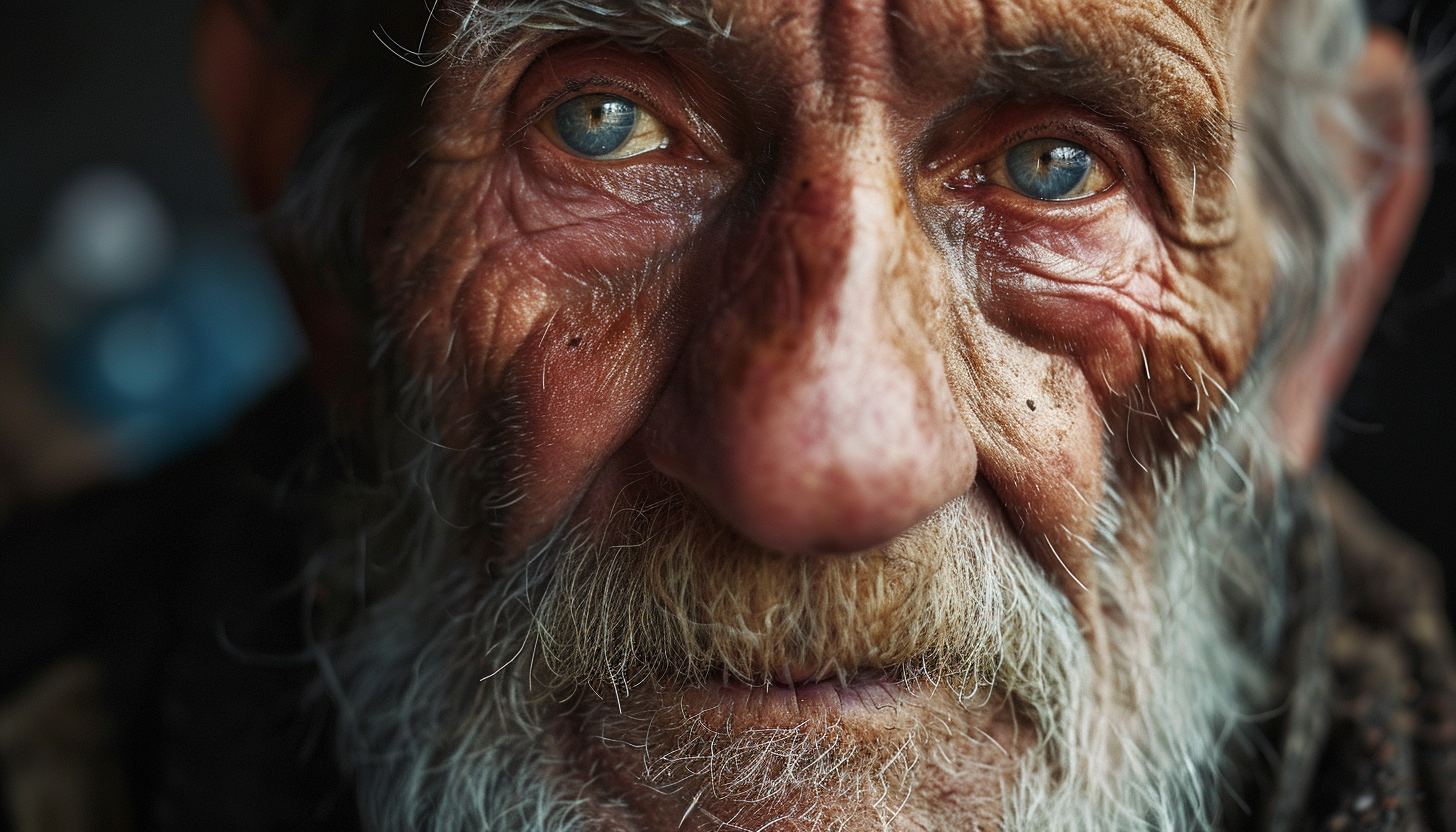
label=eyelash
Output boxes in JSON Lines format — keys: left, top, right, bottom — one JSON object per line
{"left": 521, "top": 74, "right": 666, "bottom": 130}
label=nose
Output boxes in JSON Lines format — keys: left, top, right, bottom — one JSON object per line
{"left": 643, "top": 155, "right": 977, "bottom": 554}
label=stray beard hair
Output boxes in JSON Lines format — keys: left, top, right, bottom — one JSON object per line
{"left": 292, "top": 0, "right": 1376, "bottom": 828}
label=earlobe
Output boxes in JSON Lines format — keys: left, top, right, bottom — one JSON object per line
{"left": 1274, "top": 26, "right": 1430, "bottom": 473}
{"left": 194, "top": 0, "right": 321, "bottom": 212}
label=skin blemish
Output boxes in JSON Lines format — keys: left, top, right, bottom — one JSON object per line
{"left": 1027, "top": 399, "right": 1037, "bottom": 411}
{"left": 568, "top": 336, "right": 582, "bottom": 347}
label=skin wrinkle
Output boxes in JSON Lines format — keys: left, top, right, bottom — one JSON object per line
{"left": 989, "top": 218, "right": 1207, "bottom": 390}
{"left": 340, "top": 0, "right": 1331, "bottom": 828}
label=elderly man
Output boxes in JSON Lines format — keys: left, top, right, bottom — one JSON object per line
{"left": 0, "top": 0, "right": 1447, "bottom": 829}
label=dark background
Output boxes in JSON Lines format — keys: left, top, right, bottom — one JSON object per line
{"left": 0, "top": 1, "right": 1452, "bottom": 590}
{"left": 0, "top": 3, "right": 239, "bottom": 263}
{"left": 1337, "top": 1, "right": 1456, "bottom": 594}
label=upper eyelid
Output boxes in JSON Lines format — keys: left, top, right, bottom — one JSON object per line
{"left": 507, "top": 78, "right": 650, "bottom": 150}
{"left": 990, "top": 123, "right": 1117, "bottom": 168}
{"left": 518, "top": 74, "right": 668, "bottom": 127}
{"left": 924, "top": 101, "right": 1129, "bottom": 175}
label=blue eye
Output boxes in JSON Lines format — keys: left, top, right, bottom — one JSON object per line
{"left": 1003, "top": 138, "right": 1108, "bottom": 201}
{"left": 554, "top": 94, "right": 637, "bottom": 157}
{"left": 545, "top": 94, "right": 670, "bottom": 161}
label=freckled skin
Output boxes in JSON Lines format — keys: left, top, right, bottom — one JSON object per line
{"left": 369, "top": 0, "right": 1273, "bottom": 827}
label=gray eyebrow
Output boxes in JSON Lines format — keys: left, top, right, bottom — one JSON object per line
{"left": 975, "top": 45, "right": 1179, "bottom": 131}
{"left": 449, "top": 0, "right": 729, "bottom": 59}
{"left": 969, "top": 40, "right": 1235, "bottom": 169}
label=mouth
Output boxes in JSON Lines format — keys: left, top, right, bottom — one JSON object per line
{"left": 668, "top": 668, "right": 919, "bottom": 730}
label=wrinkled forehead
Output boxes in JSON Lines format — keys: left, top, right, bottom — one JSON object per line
{"left": 456, "top": 0, "right": 1267, "bottom": 92}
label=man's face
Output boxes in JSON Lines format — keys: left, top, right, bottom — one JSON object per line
{"left": 356, "top": 0, "right": 1283, "bottom": 827}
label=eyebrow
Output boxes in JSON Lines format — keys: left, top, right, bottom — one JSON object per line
{"left": 450, "top": 0, "right": 727, "bottom": 59}
{"left": 968, "top": 36, "right": 1236, "bottom": 172}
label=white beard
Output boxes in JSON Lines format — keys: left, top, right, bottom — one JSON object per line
{"left": 317, "top": 383, "right": 1296, "bottom": 832}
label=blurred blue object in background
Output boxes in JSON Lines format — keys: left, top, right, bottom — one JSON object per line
{"left": 15, "top": 166, "right": 306, "bottom": 475}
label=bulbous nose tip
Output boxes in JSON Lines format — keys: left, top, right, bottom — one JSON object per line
{"left": 710, "top": 412, "right": 978, "bottom": 555}
{"left": 647, "top": 346, "right": 979, "bottom": 556}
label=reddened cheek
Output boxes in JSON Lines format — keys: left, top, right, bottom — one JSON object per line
{"left": 382, "top": 153, "right": 712, "bottom": 348}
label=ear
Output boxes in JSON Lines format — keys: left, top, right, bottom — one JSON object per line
{"left": 195, "top": 2, "right": 373, "bottom": 402}
{"left": 1274, "top": 26, "right": 1431, "bottom": 474}
{"left": 194, "top": 0, "right": 321, "bottom": 213}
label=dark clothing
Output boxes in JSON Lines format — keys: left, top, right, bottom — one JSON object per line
{"left": 1292, "top": 480, "right": 1456, "bottom": 832}
{"left": 0, "top": 391, "right": 1452, "bottom": 830}
{"left": 0, "top": 384, "right": 356, "bottom": 831}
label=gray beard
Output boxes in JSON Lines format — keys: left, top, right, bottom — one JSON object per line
{"left": 315, "top": 380, "right": 1300, "bottom": 832}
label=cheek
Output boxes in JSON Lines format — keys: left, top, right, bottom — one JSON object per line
{"left": 970, "top": 201, "right": 1184, "bottom": 393}
{"left": 925, "top": 190, "right": 1267, "bottom": 594}
{"left": 946, "top": 312, "right": 1108, "bottom": 600}
{"left": 959, "top": 196, "right": 1260, "bottom": 435}
{"left": 374, "top": 148, "right": 727, "bottom": 525}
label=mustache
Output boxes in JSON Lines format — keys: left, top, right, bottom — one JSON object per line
{"left": 530, "top": 485, "right": 1086, "bottom": 710}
